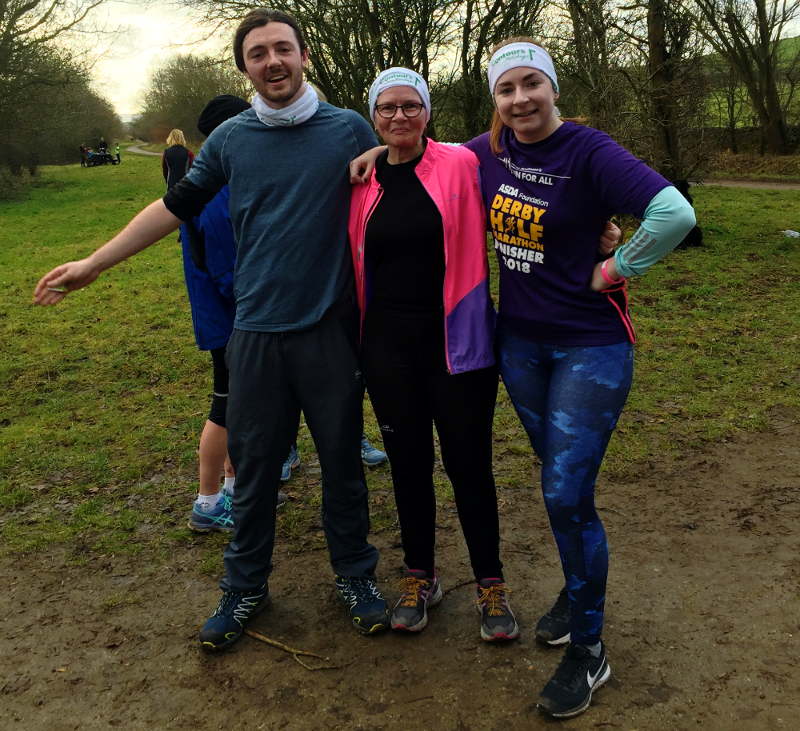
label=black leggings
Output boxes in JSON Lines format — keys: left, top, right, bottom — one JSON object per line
{"left": 208, "top": 346, "right": 229, "bottom": 427}
{"left": 360, "top": 308, "right": 503, "bottom": 582}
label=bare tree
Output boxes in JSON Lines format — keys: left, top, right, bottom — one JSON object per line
{"left": 182, "top": 0, "right": 461, "bottom": 136}
{"left": 450, "top": 0, "right": 548, "bottom": 139}
{"left": 645, "top": 0, "right": 705, "bottom": 177}
{"left": 182, "top": 0, "right": 556, "bottom": 140}
{"left": 707, "top": 52, "right": 750, "bottom": 151}
{"left": 0, "top": 0, "right": 105, "bottom": 97}
{"left": 552, "top": 0, "right": 630, "bottom": 133}
{"left": 551, "top": 0, "right": 709, "bottom": 177}
{"left": 0, "top": 0, "right": 119, "bottom": 177}
{"left": 686, "top": 0, "right": 799, "bottom": 154}
{"left": 776, "top": 34, "right": 800, "bottom": 128}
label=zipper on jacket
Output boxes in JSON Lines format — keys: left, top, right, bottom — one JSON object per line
{"left": 357, "top": 185, "right": 383, "bottom": 340}
{"left": 414, "top": 160, "right": 454, "bottom": 374}
{"left": 359, "top": 186, "right": 383, "bottom": 263}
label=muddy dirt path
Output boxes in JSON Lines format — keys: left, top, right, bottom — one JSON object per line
{"left": 126, "top": 144, "right": 162, "bottom": 157}
{"left": 694, "top": 179, "right": 800, "bottom": 190}
{"left": 3, "top": 408, "right": 799, "bottom": 731}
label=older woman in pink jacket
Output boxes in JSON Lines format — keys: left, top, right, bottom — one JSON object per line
{"left": 348, "top": 68, "right": 516, "bottom": 642}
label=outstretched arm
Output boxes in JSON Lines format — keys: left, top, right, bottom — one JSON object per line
{"left": 33, "top": 199, "right": 183, "bottom": 306}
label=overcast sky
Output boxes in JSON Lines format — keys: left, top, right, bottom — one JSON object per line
{"left": 91, "top": 1, "right": 227, "bottom": 118}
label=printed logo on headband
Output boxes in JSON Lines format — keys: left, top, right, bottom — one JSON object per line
{"left": 486, "top": 43, "right": 558, "bottom": 94}
{"left": 378, "top": 72, "right": 422, "bottom": 88}
{"left": 490, "top": 48, "right": 528, "bottom": 66}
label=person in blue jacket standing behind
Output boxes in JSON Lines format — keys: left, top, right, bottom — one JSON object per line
{"left": 181, "top": 95, "right": 289, "bottom": 532}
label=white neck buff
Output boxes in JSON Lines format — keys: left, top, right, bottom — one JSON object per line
{"left": 251, "top": 83, "right": 319, "bottom": 127}
{"left": 486, "top": 43, "right": 559, "bottom": 96}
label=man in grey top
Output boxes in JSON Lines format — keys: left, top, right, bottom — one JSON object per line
{"left": 34, "top": 8, "right": 388, "bottom": 650}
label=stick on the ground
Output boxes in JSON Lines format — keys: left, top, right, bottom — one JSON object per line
{"left": 443, "top": 579, "right": 474, "bottom": 595}
{"left": 244, "top": 629, "right": 343, "bottom": 670}
{"left": 597, "top": 506, "right": 628, "bottom": 518}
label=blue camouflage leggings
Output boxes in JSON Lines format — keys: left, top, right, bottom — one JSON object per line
{"left": 497, "top": 325, "right": 634, "bottom": 645}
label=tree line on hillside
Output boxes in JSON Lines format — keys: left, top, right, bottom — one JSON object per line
{"left": 0, "top": 0, "right": 123, "bottom": 196}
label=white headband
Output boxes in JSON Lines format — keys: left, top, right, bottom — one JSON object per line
{"left": 486, "top": 43, "right": 559, "bottom": 96}
{"left": 368, "top": 67, "right": 431, "bottom": 124}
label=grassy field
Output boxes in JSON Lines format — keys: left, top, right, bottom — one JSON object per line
{"left": 1, "top": 151, "right": 798, "bottom": 565}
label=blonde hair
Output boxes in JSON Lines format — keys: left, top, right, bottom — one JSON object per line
{"left": 489, "top": 36, "right": 550, "bottom": 156}
{"left": 166, "top": 129, "right": 186, "bottom": 147}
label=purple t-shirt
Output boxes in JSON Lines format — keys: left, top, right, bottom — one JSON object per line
{"left": 464, "top": 122, "right": 670, "bottom": 346}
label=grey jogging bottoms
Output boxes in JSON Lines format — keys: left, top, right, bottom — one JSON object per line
{"left": 220, "top": 299, "right": 379, "bottom": 592}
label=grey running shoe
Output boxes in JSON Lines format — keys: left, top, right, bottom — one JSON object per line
{"left": 535, "top": 586, "right": 571, "bottom": 646}
{"left": 476, "top": 579, "right": 518, "bottom": 641}
{"left": 538, "top": 641, "right": 610, "bottom": 718}
{"left": 391, "top": 570, "right": 442, "bottom": 632}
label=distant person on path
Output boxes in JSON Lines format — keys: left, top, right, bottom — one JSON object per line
{"left": 115, "top": 143, "right": 121, "bottom": 164}
{"left": 34, "top": 8, "right": 388, "bottom": 653}
{"left": 162, "top": 130, "right": 195, "bottom": 190}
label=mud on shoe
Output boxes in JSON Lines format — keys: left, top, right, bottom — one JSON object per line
{"left": 535, "top": 585, "right": 571, "bottom": 646}
{"left": 335, "top": 575, "right": 390, "bottom": 634}
{"left": 537, "top": 641, "right": 611, "bottom": 719}
{"left": 476, "top": 579, "right": 518, "bottom": 641}
{"left": 391, "top": 569, "right": 442, "bottom": 632}
{"left": 198, "top": 584, "right": 270, "bottom": 652}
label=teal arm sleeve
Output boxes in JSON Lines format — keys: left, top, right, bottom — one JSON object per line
{"left": 614, "top": 186, "right": 696, "bottom": 278}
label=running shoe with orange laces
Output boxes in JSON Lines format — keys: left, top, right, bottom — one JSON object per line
{"left": 391, "top": 569, "right": 442, "bottom": 631}
{"left": 476, "top": 578, "right": 518, "bottom": 641}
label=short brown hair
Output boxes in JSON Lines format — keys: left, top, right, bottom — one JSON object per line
{"left": 233, "top": 8, "right": 307, "bottom": 73}
{"left": 489, "top": 36, "right": 549, "bottom": 156}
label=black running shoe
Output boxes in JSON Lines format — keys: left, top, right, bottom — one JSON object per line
{"left": 334, "top": 575, "right": 390, "bottom": 634}
{"left": 537, "top": 641, "right": 611, "bottom": 718}
{"left": 198, "top": 583, "right": 270, "bottom": 651}
{"left": 391, "top": 569, "right": 442, "bottom": 632}
{"left": 535, "top": 586, "right": 571, "bottom": 646}
{"left": 476, "top": 579, "right": 518, "bottom": 641}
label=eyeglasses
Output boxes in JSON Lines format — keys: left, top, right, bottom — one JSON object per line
{"left": 374, "top": 103, "right": 425, "bottom": 119}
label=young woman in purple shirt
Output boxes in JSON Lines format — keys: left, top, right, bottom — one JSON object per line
{"left": 461, "top": 37, "right": 695, "bottom": 719}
